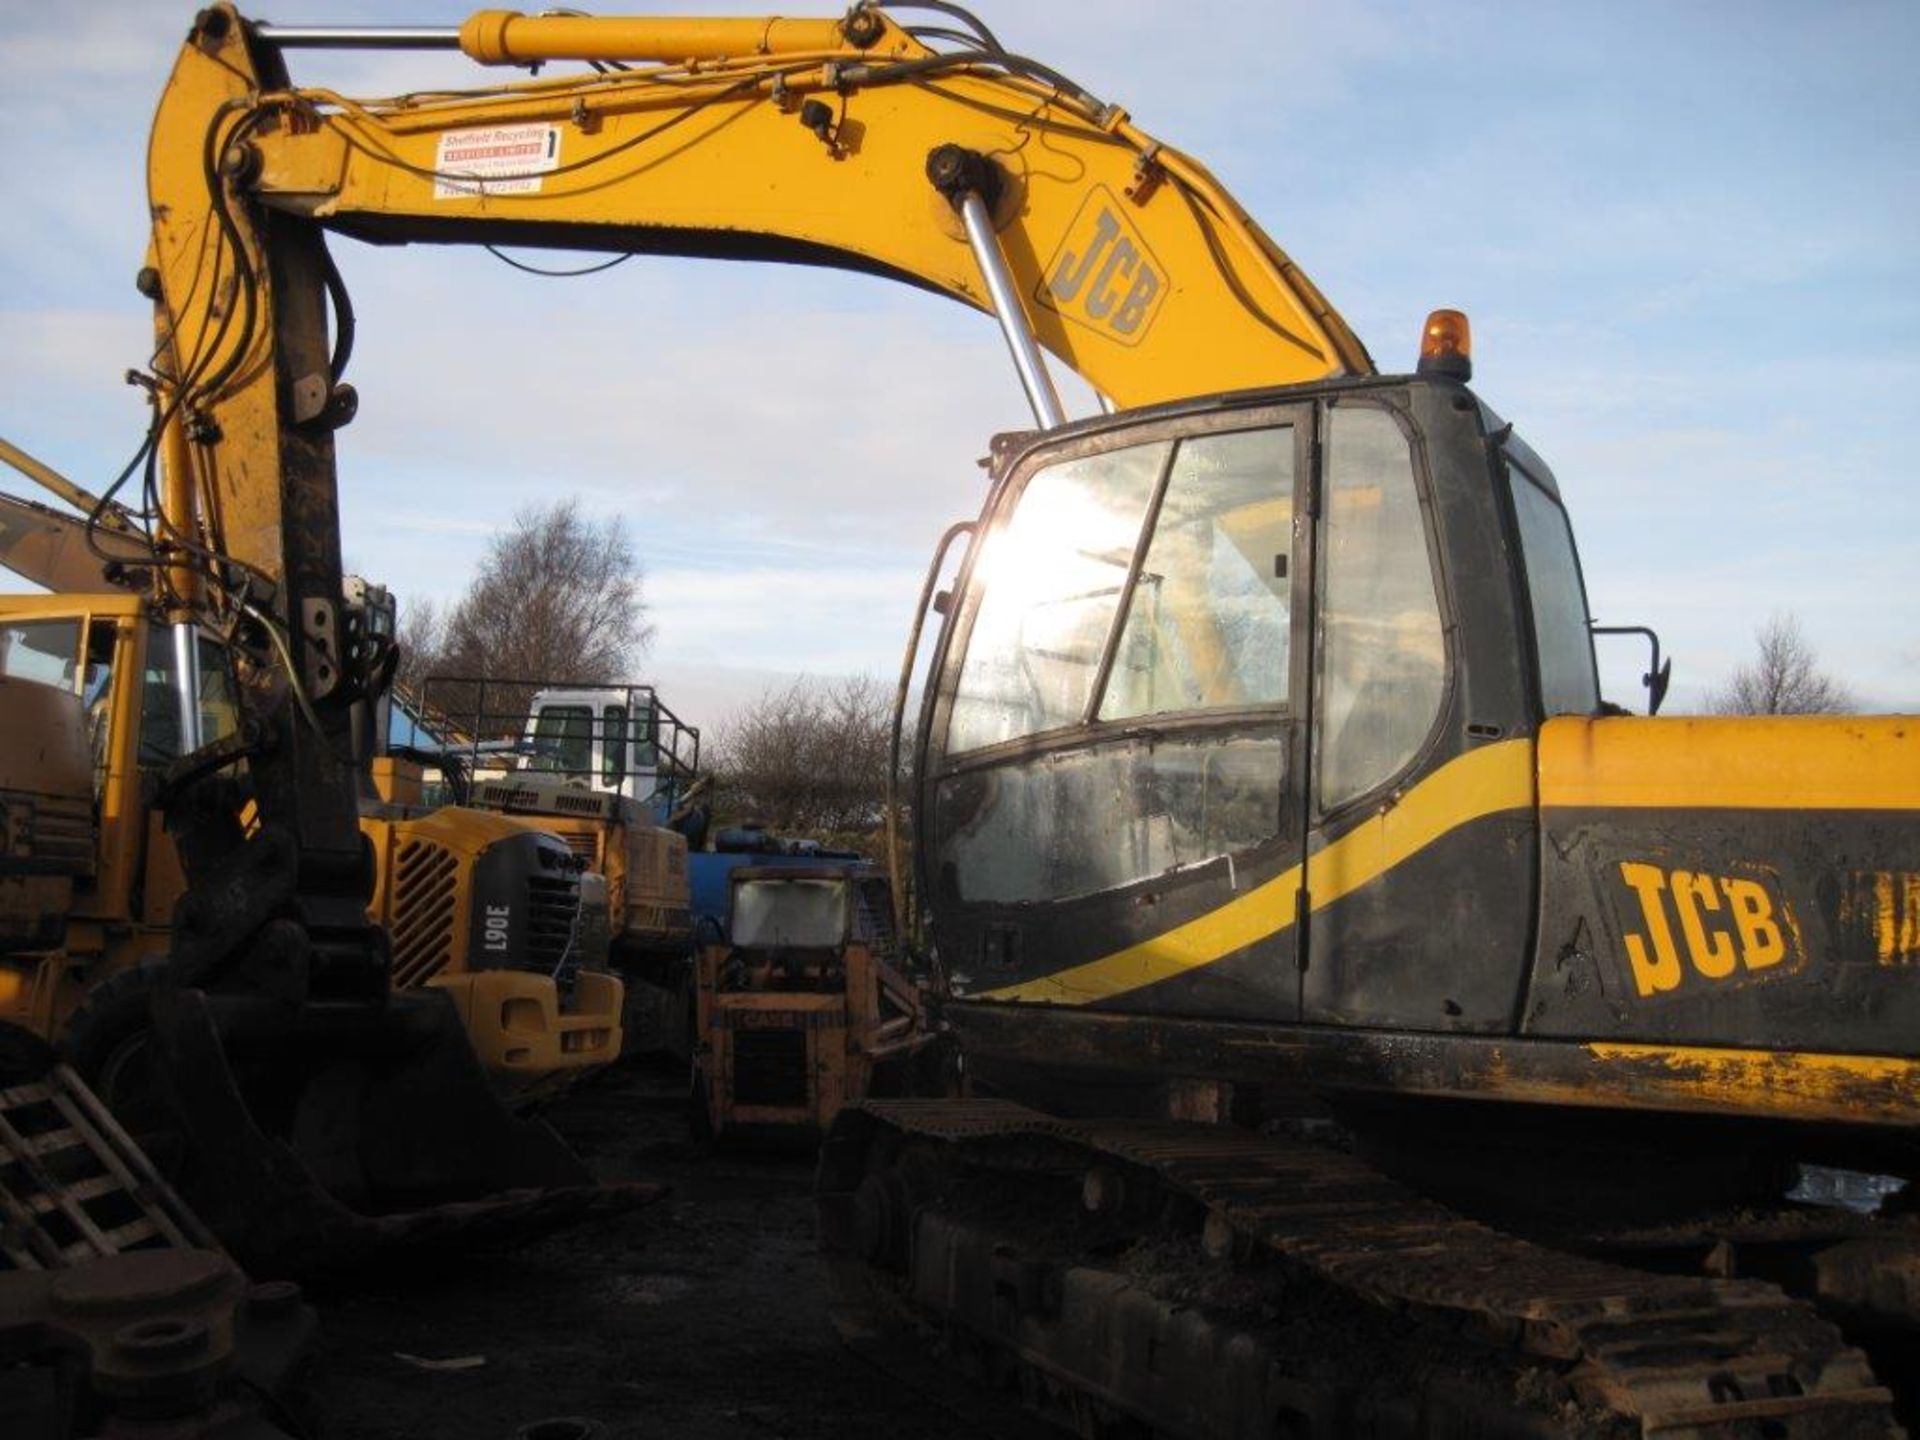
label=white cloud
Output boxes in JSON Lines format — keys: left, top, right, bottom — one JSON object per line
{"left": 645, "top": 560, "right": 928, "bottom": 674}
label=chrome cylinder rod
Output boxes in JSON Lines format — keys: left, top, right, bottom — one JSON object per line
{"left": 253, "top": 24, "right": 461, "bottom": 49}
{"left": 955, "top": 190, "right": 1067, "bottom": 430}
{"left": 171, "top": 622, "right": 204, "bottom": 755}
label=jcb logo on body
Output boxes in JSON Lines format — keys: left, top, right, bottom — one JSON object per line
{"left": 1037, "top": 188, "right": 1167, "bottom": 346}
{"left": 1616, "top": 861, "right": 1802, "bottom": 999}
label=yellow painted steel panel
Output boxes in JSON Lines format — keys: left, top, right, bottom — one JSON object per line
{"left": 1538, "top": 715, "right": 1920, "bottom": 812}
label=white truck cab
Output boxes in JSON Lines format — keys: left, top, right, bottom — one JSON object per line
{"left": 521, "top": 684, "right": 700, "bottom": 810}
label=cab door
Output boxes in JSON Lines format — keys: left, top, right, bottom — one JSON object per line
{"left": 1294, "top": 395, "right": 1538, "bottom": 1032}
{"left": 922, "top": 401, "right": 1313, "bottom": 1022}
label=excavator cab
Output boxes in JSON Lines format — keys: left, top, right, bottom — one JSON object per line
{"left": 919, "top": 373, "right": 1538, "bottom": 1027}
{"left": 918, "top": 365, "right": 1919, "bottom": 1172}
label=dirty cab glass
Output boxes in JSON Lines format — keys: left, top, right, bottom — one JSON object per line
{"left": 1507, "top": 466, "right": 1600, "bottom": 716}
{"left": 732, "top": 879, "right": 849, "bottom": 950}
{"left": 1101, "top": 427, "right": 1294, "bottom": 721}
{"left": 1317, "top": 406, "right": 1445, "bottom": 809}
{"left": 938, "top": 421, "right": 1294, "bottom": 905}
{"left": 938, "top": 731, "right": 1285, "bottom": 904}
{"left": 0, "top": 620, "right": 81, "bottom": 690}
{"left": 946, "top": 441, "right": 1168, "bottom": 754}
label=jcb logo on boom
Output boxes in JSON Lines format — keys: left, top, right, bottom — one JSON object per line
{"left": 1616, "top": 862, "right": 1803, "bottom": 999}
{"left": 1037, "top": 188, "right": 1167, "bottom": 346}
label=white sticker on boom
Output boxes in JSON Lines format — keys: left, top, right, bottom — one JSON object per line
{"left": 433, "top": 123, "right": 560, "bottom": 199}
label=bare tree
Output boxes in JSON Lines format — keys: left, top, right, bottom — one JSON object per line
{"left": 393, "top": 594, "right": 444, "bottom": 699}
{"left": 1708, "top": 613, "right": 1856, "bottom": 716}
{"left": 411, "top": 499, "right": 653, "bottom": 731}
{"left": 710, "top": 675, "right": 894, "bottom": 839}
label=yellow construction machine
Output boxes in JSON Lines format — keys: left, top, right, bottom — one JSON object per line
{"left": 417, "top": 674, "right": 699, "bottom": 1042}
{"left": 0, "top": 516, "right": 646, "bottom": 1270}
{"left": 0, "top": 477, "right": 624, "bottom": 1104}
{"left": 65, "top": 0, "right": 1920, "bottom": 1427}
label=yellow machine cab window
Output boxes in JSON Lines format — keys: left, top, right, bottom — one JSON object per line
{"left": 0, "top": 618, "right": 82, "bottom": 690}
{"left": 136, "top": 626, "right": 240, "bottom": 765}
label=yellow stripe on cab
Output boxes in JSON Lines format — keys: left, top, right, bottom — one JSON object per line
{"left": 976, "top": 739, "right": 1536, "bottom": 1005}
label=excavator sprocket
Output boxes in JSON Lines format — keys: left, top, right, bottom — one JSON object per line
{"left": 820, "top": 1099, "right": 1906, "bottom": 1439}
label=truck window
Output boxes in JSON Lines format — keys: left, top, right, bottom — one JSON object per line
{"left": 1099, "top": 426, "right": 1295, "bottom": 721}
{"left": 530, "top": 704, "right": 594, "bottom": 778}
{"left": 1317, "top": 406, "right": 1446, "bottom": 810}
{"left": 1506, "top": 465, "right": 1600, "bottom": 716}
{"left": 946, "top": 440, "right": 1168, "bottom": 753}
{"left": 602, "top": 704, "right": 628, "bottom": 786}
{"left": 1, "top": 619, "right": 81, "bottom": 690}
{"left": 634, "top": 699, "right": 659, "bottom": 769}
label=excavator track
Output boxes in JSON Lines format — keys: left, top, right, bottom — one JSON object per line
{"left": 820, "top": 1099, "right": 1904, "bottom": 1439}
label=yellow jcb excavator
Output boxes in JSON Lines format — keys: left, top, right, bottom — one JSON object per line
{"left": 32, "top": 1, "right": 1915, "bottom": 1428}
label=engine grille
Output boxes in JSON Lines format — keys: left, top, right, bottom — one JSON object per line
{"left": 29, "top": 796, "right": 94, "bottom": 872}
{"left": 730, "top": 1029, "right": 809, "bottom": 1108}
{"left": 527, "top": 869, "right": 583, "bottom": 994}
{"left": 391, "top": 838, "right": 458, "bottom": 987}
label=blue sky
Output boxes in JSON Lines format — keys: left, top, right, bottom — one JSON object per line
{"left": 3, "top": 1, "right": 1915, "bottom": 725}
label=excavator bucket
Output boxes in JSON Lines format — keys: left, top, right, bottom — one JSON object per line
{"left": 140, "top": 984, "right": 660, "bottom": 1278}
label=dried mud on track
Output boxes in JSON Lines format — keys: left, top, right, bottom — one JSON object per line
{"left": 307, "top": 1061, "right": 1017, "bottom": 1440}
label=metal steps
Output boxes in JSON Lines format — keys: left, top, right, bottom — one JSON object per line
{"left": 0, "top": 1063, "right": 216, "bottom": 1271}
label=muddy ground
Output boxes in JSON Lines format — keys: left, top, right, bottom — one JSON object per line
{"left": 305, "top": 1060, "right": 1038, "bottom": 1440}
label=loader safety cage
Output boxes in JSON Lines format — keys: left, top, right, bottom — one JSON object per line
{"left": 418, "top": 674, "right": 702, "bottom": 818}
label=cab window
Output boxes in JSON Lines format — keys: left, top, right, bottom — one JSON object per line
{"left": 732, "top": 878, "right": 849, "bottom": 950}
{"left": 1, "top": 619, "right": 81, "bottom": 689}
{"left": 138, "top": 630, "right": 241, "bottom": 764}
{"left": 935, "top": 418, "right": 1295, "bottom": 905}
{"left": 602, "top": 704, "right": 628, "bottom": 786}
{"left": 633, "top": 699, "right": 659, "bottom": 769}
{"left": 1099, "top": 427, "right": 1294, "bottom": 721}
{"left": 530, "top": 704, "right": 593, "bottom": 777}
{"left": 1317, "top": 406, "right": 1446, "bottom": 810}
{"left": 1506, "top": 465, "right": 1600, "bottom": 716}
{"left": 946, "top": 440, "right": 1168, "bottom": 753}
